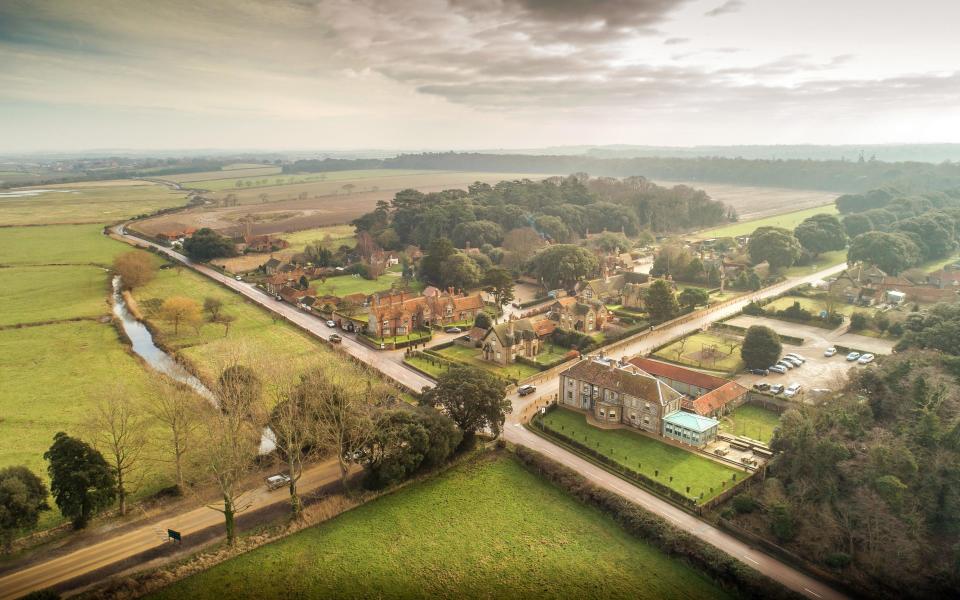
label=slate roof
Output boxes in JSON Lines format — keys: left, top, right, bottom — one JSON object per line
{"left": 560, "top": 359, "right": 683, "bottom": 407}
{"left": 629, "top": 357, "right": 730, "bottom": 391}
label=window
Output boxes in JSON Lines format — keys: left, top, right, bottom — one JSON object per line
{"left": 567, "top": 391, "right": 573, "bottom": 400}
{"left": 630, "top": 413, "right": 636, "bottom": 421}
{"left": 608, "top": 411, "right": 616, "bottom": 420}
{"left": 599, "top": 409, "right": 605, "bottom": 417}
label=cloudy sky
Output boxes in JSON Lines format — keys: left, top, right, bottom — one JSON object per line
{"left": 2, "top": 0, "right": 959, "bottom": 152}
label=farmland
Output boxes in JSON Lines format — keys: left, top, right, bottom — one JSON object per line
{"left": 657, "top": 180, "right": 838, "bottom": 224}
{"left": 135, "top": 170, "right": 555, "bottom": 237}
{"left": 0, "top": 180, "right": 187, "bottom": 226}
{"left": 179, "top": 169, "right": 444, "bottom": 192}
{"left": 540, "top": 408, "right": 741, "bottom": 503}
{"left": 149, "top": 453, "right": 731, "bottom": 600}
{"left": 694, "top": 204, "right": 840, "bottom": 240}
{"left": 209, "top": 224, "right": 358, "bottom": 272}
{"left": 0, "top": 223, "right": 127, "bottom": 265}
{"left": 0, "top": 265, "right": 110, "bottom": 326}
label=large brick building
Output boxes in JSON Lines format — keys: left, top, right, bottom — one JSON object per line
{"left": 366, "top": 289, "right": 484, "bottom": 338}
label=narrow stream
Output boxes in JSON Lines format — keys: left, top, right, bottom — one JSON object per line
{"left": 111, "top": 277, "right": 275, "bottom": 454}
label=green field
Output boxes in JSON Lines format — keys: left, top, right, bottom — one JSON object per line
{"left": 782, "top": 249, "right": 847, "bottom": 277}
{"left": 150, "top": 454, "right": 731, "bottom": 600}
{"left": 433, "top": 344, "right": 542, "bottom": 380}
{"left": 540, "top": 408, "right": 740, "bottom": 503}
{"left": 184, "top": 169, "right": 445, "bottom": 192}
{"left": 279, "top": 224, "right": 356, "bottom": 248}
{"left": 695, "top": 204, "right": 839, "bottom": 239}
{"left": 654, "top": 332, "right": 743, "bottom": 373}
{"left": 312, "top": 273, "right": 422, "bottom": 298}
{"left": 0, "top": 265, "right": 111, "bottom": 326}
{"left": 0, "top": 321, "right": 164, "bottom": 528}
{"left": 0, "top": 223, "right": 128, "bottom": 265}
{"left": 0, "top": 182, "right": 187, "bottom": 226}
{"left": 719, "top": 404, "right": 781, "bottom": 444}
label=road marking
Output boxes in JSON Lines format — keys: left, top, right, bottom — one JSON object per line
{"left": 742, "top": 554, "right": 759, "bottom": 565}
{"left": 803, "top": 587, "right": 823, "bottom": 599}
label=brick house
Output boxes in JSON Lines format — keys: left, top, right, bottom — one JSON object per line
{"left": 244, "top": 234, "right": 290, "bottom": 253}
{"left": 366, "top": 289, "right": 484, "bottom": 338}
{"left": 549, "top": 297, "right": 609, "bottom": 333}
{"left": 629, "top": 357, "right": 749, "bottom": 418}
{"left": 481, "top": 318, "right": 555, "bottom": 365}
{"left": 576, "top": 272, "right": 650, "bottom": 307}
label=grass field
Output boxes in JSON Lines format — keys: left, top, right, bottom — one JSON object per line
{"left": 719, "top": 404, "right": 781, "bottom": 444}
{"left": 150, "top": 453, "right": 731, "bottom": 600}
{"left": 0, "top": 181, "right": 187, "bottom": 226}
{"left": 541, "top": 408, "right": 740, "bottom": 503}
{"left": 184, "top": 169, "right": 443, "bottom": 192}
{"left": 654, "top": 332, "right": 743, "bottom": 373}
{"left": 168, "top": 165, "right": 282, "bottom": 184}
{"left": 279, "top": 224, "right": 356, "bottom": 248}
{"left": 312, "top": 273, "right": 421, "bottom": 298}
{"left": 695, "top": 204, "right": 839, "bottom": 239}
{"left": 0, "top": 223, "right": 128, "bottom": 265}
{"left": 433, "top": 344, "right": 542, "bottom": 380}
{"left": 0, "top": 320, "right": 164, "bottom": 528}
{"left": 0, "top": 265, "right": 111, "bottom": 326}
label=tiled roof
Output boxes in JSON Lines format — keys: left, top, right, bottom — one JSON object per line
{"left": 532, "top": 319, "right": 557, "bottom": 337}
{"left": 691, "top": 381, "right": 749, "bottom": 416}
{"left": 629, "top": 357, "right": 730, "bottom": 391}
{"left": 553, "top": 297, "right": 578, "bottom": 308}
{"left": 453, "top": 294, "right": 484, "bottom": 311}
{"left": 561, "top": 359, "right": 682, "bottom": 407}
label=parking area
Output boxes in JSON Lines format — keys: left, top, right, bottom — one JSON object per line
{"left": 727, "top": 315, "right": 892, "bottom": 400}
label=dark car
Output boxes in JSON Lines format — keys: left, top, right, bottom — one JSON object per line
{"left": 329, "top": 334, "right": 342, "bottom": 344}
{"left": 753, "top": 382, "right": 770, "bottom": 391}
{"left": 748, "top": 368, "right": 769, "bottom": 376}
{"left": 518, "top": 384, "right": 536, "bottom": 396}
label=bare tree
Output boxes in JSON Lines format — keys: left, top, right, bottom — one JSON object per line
{"left": 86, "top": 388, "right": 148, "bottom": 516}
{"left": 146, "top": 376, "right": 203, "bottom": 493}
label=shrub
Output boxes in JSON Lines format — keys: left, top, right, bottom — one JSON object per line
{"left": 824, "top": 552, "right": 852, "bottom": 570}
{"left": 742, "top": 301, "right": 766, "bottom": 316}
{"left": 888, "top": 322, "right": 904, "bottom": 337}
{"left": 770, "top": 503, "right": 796, "bottom": 542}
{"left": 849, "top": 312, "right": 868, "bottom": 331}
{"left": 732, "top": 494, "right": 758, "bottom": 514}
{"left": 549, "top": 328, "right": 595, "bottom": 351}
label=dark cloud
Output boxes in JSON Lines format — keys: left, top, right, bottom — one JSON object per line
{"left": 704, "top": 0, "right": 744, "bottom": 17}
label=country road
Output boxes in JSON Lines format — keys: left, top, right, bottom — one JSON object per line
{"left": 0, "top": 225, "right": 847, "bottom": 600}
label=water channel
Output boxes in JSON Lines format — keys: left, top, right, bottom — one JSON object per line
{"left": 111, "top": 276, "right": 275, "bottom": 453}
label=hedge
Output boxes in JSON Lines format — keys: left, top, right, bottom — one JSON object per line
{"left": 518, "top": 296, "right": 550, "bottom": 309}
{"left": 512, "top": 445, "right": 803, "bottom": 600}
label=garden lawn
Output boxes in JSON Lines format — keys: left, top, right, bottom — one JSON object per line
{"left": 0, "top": 181, "right": 186, "bottom": 226}
{"left": 782, "top": 249, "right": 847, "bottom": 277}
{"left": 0, "top": 265, "right": 112, "bottom": 326}
{"left": 654, "top": 332, "right": 743, "bottom": 374}
{"left": 695, "top": 204, "right": 839, "bottom": 239}
{"left": 764, "top": 295, "right": 858, "bottom": 317}
{"left": 0, "top": 321, "right": 167, "bottom": 528}
{"left": 535, "top": 343, "right": 574, "bottom": 365}
{"left": 149, "top": 454, "right": 732, "bottom": 600}
{"left": 403, "top": 354, "right": 448, "bottom": 379}
{"left": 719, "top": 404, "right": 781, "bottom": 444}
{"left": 0, "top": 223, "right": 126, "bottom": 265}
{"left": 312, "top": 273, "right": 422, "bottom": 298}
{"left": 541, "top": 408, "right": 740, "bottom": 503}
{"left": 432, "top": 344, "right": 542, "bottom": 380}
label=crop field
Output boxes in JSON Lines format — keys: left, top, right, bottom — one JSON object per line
{"left": 136, "top": 171, "right": 555, "bottom": 237}
{"left": 541, "top": 408, "right": 740, "bottom": 503}
{"left": 150, "top": 453, "right": 730, "bottom": 600}
{"left": 654, "top": 331, "right": 743, "bottom": 373}
{"left": 0, "top": 223, "right": 127, "bottom": 265}
{"left": 0, "top": 265, "right": 110, "bottom": 326}
{"left": 656, "top": 180, "right": 839, "bottom": 224}
{"left": 184, "top": 169, "right": 444, "bottom": 192}
{"left": 168, "top": 165, "right": 282, "bottom": 184}
{"left": 694, "top": 204, "right": 840, "bottom": 240}
{"left": 719, "top": 404, "right": 781, "bottom": 444}
{"left": 0, "top": 180, "right": 187, "bottom": 226}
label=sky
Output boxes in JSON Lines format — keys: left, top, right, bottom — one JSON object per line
{"left": 2, "top": 0, "right": 960, "bottom": 152}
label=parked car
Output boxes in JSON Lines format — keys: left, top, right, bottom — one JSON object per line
{"left": 748, "top": 368, "right": 769, "bottom": 376}
{"left": 846, "top": 351, "right": 861, "bottom": 361}
{"left": 768, "top": 365, "right": 787, "bottom": 374}
{"left": 858, "top": 353, "right": 875, "bottom": 364}
{"left": 714, "top": 445, "right": 730, "bottom": 457}
{"left": 518, "top": 384, "right": 536, "bottom": 396}
{"left": 265, "top": 474, "right": 291, "bottom": 491}
{"left": 784, "top": 353, "right": 806, "bottom": 363}
{"left": 769, "top": 384, "right": 785, "bottom": 394}
{"left": 326, "top": 320, "right": 336, "bottom": 327}
{"left": 235, "top": 275, "right": 242, "bottom": 281}
{"left": 824, "top": 347, "right": 837, "bottom": 357}
{"left": 753, "top": 382, "right": 770, "bottom": 391}
{"left": 329, "top": 334, "right": 342, "bottom": 344}
{"left": 781, "top": 357, "right": 802, "bottom": 368}
{"left": 776, "top": 361, "right": 795, "bottom": 370}
{"left": 784, "top": 383, "right": 802, "bottom": 398}
{"left": 445, "top": 326, "right": 463, "bottom": 333}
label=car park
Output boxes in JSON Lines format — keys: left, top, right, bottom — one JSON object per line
{"left": 769, "top": 384, "right": 785, "bottom": 394}
{"left": 329, "top": 334, "right": 342, "bottom": 343}
{"left": 266, "top": 474, "right": 292, "bottom": 491}
{"left": 768, "top": 365, "right": 787, "bottom": 374}
{"left": 846, "top": 351, "right": 861, "bottom": 361}
{"left": 753, "top": 382, "right": 770, "bottom": 391}
{"left": 824, "top": 347, "right": 837, "bottom": 357}
{"left": 748, "top": 368, "right": 769, "bottom": 376}
{"left": 784, "top": 353, "right": 806, "bottom": 363}
{"left": 326, "top": 320, "right": 336, "bottom": 327}
{"left": 784, "top": 383, "right": 802, "bottom": 398}
{"left": 445, "top": 326, "right": 463, "bottom": 333}
{"left": 518, "top": 384, "right": 537, "bottom": 396}
{"left": 858, "top": 353, "right": 875, "bottom": 364}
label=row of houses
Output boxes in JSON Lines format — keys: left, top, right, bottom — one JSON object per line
{"left": 366, "top": 288, "right": 485, "bottom": 338}
{"left": 558, "top": 356, "right": 751, "bottom": 448}
{"left": 828, "top": 263, "right": 960, "bottom": 306}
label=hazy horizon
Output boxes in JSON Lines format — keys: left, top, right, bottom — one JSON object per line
{"left": 2, "top": 0, "right": 960, "bottom": 152}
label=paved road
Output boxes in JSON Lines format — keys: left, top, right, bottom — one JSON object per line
{"left": 0, "top": 460, "right": 344, "bottom": 600}
{"left": 96, "top": 226, "right": 847, "bottom": 600}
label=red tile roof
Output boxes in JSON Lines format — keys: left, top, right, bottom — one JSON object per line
{"left": 691, "top": 381, "right": 749, "bottom": 416}
{"left": 532, "top": 319, "right": 557, "bottom": 337}
{"left": 629, "top": 357, "right": 730, "bottom": 391}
